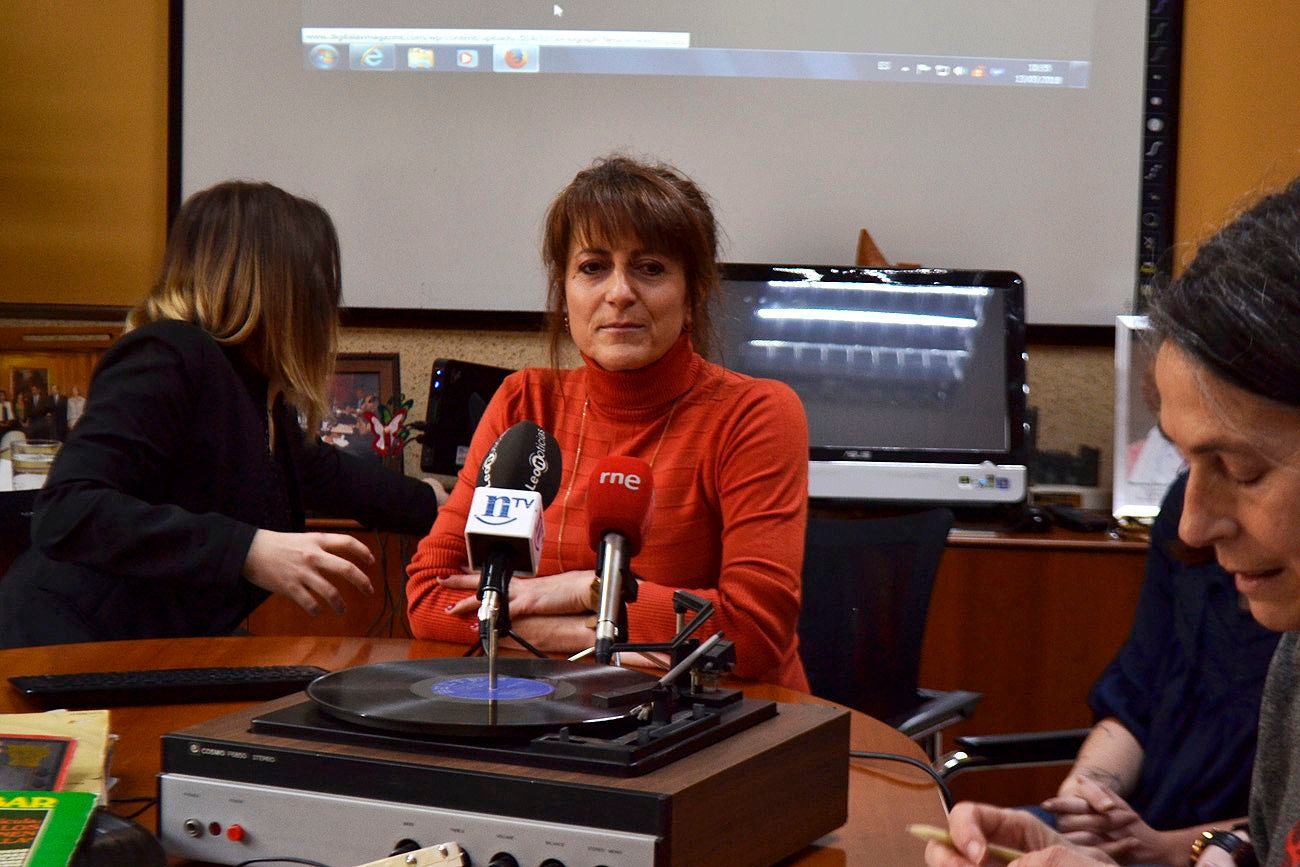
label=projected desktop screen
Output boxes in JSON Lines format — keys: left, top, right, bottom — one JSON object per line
{"left": 715, "top": 264, "right": 1027, "bottom": 469}
{"left": 182, "top": 1, "right": 1146, "bottom": 324}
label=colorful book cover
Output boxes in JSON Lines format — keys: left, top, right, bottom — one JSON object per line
{"left": 0, "top": 790, "right": 97, "bottom": 867}
{"left": 0, "top": 736, "right": 76, "bottom": 792}
{"left": 0, "top": 711, "right": 112, "bottom": 802}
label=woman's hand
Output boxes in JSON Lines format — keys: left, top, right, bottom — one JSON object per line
{"left": 507, "top": 614, "right": 596, "bottom": 653}
{"left": 1044, "top": 776, "right": 1130, "bottom": 843}
{"left": 1195, "top": 846, "right": 1241, "bottom": 867}
{"left": 242, "top": 529, "right": 374, "bottom": 615}
{"left": 925, "top": 802, "right": 1117, "bottom": 867}
{"left": 1043, "top": 777, "right": 1180, "bottom": 863}
{"left": 439, "top": 569, "right": 596, "bottom": 618}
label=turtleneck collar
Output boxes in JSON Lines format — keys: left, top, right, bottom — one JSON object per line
{"left": 581, "top": 333, "right": 702, "bottom": 419}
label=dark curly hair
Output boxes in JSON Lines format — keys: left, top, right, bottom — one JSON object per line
{"left": 1148, "top": 176, "right": 1300, "bottom": 407}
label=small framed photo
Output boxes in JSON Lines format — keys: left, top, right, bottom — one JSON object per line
{"left": 322, "top": 353, "right": 405, "bottom": 471}
{"left": 0, "top": 325, "right": 120, "bottom": 447}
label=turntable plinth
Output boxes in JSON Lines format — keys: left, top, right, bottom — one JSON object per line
{"left": 160, "top": 693, "right": 850, "bottom": 867}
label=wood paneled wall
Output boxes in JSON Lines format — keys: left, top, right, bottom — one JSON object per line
{"left": 0, "top": 1, "right": 170, "bottom": 306}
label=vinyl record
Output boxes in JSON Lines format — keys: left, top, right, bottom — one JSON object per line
{"left": 306, "top": 658, "right": 656, "bottom": 737}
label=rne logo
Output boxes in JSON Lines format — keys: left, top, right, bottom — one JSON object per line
{"left": 598, "top": 471, "right": 641, "bottom": 491}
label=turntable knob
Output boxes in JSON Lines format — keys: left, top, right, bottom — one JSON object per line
{"left": 487, "top": 855, "right": 519, "bottom": 867}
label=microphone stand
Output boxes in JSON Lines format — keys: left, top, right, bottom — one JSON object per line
{"left": 611, "top": 589, "right": 711, "bottom": 661}
{"left": 472, "top": 544, "right": 547, "bottom": 687}
{"left": 593, "top": 537, "right": 640, "bottom": 665}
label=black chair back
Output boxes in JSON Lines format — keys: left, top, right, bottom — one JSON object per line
{"left": 797, "top": 507, "right": 954, "bottom": 725}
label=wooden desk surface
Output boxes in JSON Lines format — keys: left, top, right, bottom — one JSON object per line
{"left": 0, "top": 636, "right": 946, "bottom": 866}
{"left": 947, "top": 524, "right": 1148, "bottom": 553}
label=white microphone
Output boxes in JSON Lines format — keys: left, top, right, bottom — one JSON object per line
{"left": 463, "top": 422, "right": 562, "bottom": 669}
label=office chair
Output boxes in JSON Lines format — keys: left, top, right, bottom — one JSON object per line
{"left": 798, "top": 508, "right": 981, "bottom": 758}
{"left": 935, "top": 728, "right": 1090, "bottom": 780}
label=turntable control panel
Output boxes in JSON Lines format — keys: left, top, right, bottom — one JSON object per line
{"left": 159, "top": 774, "right": 659, "bottom": 867}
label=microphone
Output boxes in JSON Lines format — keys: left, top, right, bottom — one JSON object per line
{"left": 464, "top": 421, "right": 562, "bottom": 662}
{"left": 586, "top": 455, "right": 654, "bottom": 665}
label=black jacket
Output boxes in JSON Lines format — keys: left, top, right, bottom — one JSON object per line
{"left": 0, "top": 320, "right": 438, "bottom": 647}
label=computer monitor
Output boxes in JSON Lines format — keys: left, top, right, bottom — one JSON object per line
{"left": 418, "top": 359, "right": 513, "bottom": 476}
{"left": 715, "top": 264, "right": 1029, "bottom": 505}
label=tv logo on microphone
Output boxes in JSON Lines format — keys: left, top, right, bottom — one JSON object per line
{"left": 474, "top": 493, "right": 539, "bottom": 525}
{"left": 597, "top": 470, "right": 643, "bottom": 491}
{"left": 465, "top": 485, "right": 546, "bottom": 577}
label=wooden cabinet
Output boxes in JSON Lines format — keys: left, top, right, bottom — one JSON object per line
{"left": 920, "top": 528, "right": 1148, "bottom": 806}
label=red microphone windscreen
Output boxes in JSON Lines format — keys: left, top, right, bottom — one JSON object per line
{"left": 587, "top": 456, "right": 654, "bottom": 555}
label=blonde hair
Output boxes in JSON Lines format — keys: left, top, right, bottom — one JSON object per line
{"left": 127, "top": 181, "right": 341, "bottom": 431}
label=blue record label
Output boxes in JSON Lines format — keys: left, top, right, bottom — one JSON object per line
{"left": 429, "top": 675, "right": 556, "bottom": 701}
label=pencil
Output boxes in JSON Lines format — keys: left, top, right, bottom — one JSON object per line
{"left": 907, "top": 823, "right": 1027, "bottom": 863}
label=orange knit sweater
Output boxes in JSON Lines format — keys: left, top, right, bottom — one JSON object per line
{"left": 406, "top": 336, "right": 810, "bottom": 690}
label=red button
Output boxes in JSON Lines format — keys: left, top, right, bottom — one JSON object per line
{"left": 226, "top": 825, "right": 245, "bottom": 842}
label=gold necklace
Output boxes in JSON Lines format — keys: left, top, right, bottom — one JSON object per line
{"left": 555, "top": 394, "right": 681, "bottom": 571}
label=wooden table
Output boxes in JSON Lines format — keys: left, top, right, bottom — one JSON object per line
{"left": 0, "top": 636, "right": 946, "bottom": 866}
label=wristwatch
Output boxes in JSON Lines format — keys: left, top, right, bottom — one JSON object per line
{"left": 1188, "top": 829, "right": 1255, "bottom": 866}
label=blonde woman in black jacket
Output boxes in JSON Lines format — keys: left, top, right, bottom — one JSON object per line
{"left": 0, "top": 181, "right": 440, "bottom": 648}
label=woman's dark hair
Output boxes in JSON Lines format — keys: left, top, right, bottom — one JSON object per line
{"left": 1148, "top": 176, "right": 1300, "bottom": 408}
{"left": 541, "top": 155, "right": 721, "bottom": 367}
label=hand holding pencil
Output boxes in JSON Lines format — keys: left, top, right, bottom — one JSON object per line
{"left": 909, "top": 824, "right": 1026, "bottom": 863}
{"left": 914, "top": 802, "right": 1118, "bottom": 866}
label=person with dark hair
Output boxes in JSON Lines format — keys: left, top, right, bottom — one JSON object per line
{"left": 48, "top": 385, "right": 68, "bottom": 440}
{"left": 25, "top": 384, "right": 56, "bottom": 440}
{"left": 926, "top": 176, "right": 1300, "bottom": 867}
{"left": 406, "top": 154, "right": 810, "bottom": 690}
{"left": 0, "top": 180, "right": 441, "bottom": 648}
{"left": 1034, "top": 472, "right": 1279, "bottom": 865}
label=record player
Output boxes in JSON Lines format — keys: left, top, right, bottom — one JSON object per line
{"left": 158, "top": 615, "right": 850, "bottom": 867}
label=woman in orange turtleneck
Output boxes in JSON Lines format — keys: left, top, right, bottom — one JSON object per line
{"left": 406, "top": 155, "right": 809, "bottom": 690}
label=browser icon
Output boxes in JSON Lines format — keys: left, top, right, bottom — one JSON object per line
{"left": 493, "top": 44, "right": 539, "bottom": 72}
{"left": 349, "top": 43, "right": 395, "bottom": 71}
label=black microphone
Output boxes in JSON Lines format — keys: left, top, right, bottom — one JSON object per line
{"left": 463, "top": 422, "right": 562, "bottom": 668}
{"left": 586, "top": 456, "right": 654, "bottom": 664}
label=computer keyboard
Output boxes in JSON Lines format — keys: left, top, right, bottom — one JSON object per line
{"left": 7, "top": 665, "right": 329, "bottom": 708}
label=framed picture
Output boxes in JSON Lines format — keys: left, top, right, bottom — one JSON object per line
{"left": 0, "top": 326, "right": 120, "bottom": 445}
{"left": 321, "top": 353, "right": 405, "bottom": 471}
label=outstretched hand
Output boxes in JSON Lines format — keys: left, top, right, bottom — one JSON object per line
{"left": 242, "top": 529, "right": 375, "bottom": 616}
{"left": 925, "top": 802, "right": 1117, "bottom": 867}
